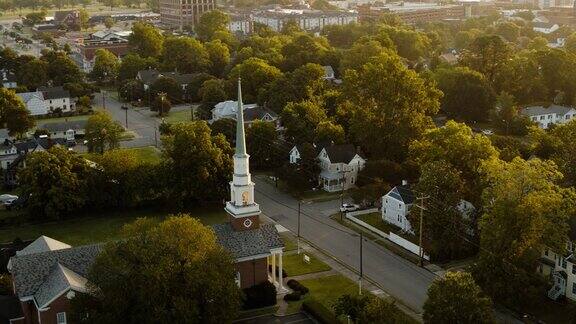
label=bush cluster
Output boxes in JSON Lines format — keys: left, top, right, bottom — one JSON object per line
{"left": 242, "top": 281, "right": 277, "bottom": 310}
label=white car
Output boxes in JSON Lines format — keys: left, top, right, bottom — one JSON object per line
{"left": 340, "top": 203, "right": 360, "bottom": 213}
{"left": 0, "top": 194, "right": 18, "bottom": 204}
{"left": 481, "top": 129, "right": 494, "bottom": 135}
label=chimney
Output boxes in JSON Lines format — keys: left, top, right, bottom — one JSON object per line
{"left": 402, "top": 180, "right": 408, "bottom": 186}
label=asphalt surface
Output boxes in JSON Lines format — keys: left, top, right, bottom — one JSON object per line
{"left": 254, "top": 176, "right": 436, "bottom": 314}
{"left": 234, "top": 312, "right": 314, "bottom": 324}
{"left": 93, "top": 92, "right": 160, "bottom": 148}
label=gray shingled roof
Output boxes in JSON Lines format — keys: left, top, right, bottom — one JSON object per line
{"left": 324, "top": 144, "right": 360, "bottom": 164}
{"left": 388, "top": 185, "right": 415, "bottom": 205}
{"left": 41, "top": 120, "right": 87, "bottom": 132}
{"left": 9, "top": 244, "right": 102, "bottom": 299}
{"left": 212, "top": 223, "right": 283, "bottom": 259}
{"left": 244, "top": 106, "right": 278, "bottom": 122}
{"left": 37, "top": 86, "right": 70, "bottom": 100}
{"left": 521, "top": 105, "right": 574, "bottom": 117}
{"left": 34, "top": 263, "right": 88, "bottom": 308}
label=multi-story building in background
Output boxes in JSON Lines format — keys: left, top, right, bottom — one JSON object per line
{"left": 160, "top": 0, "right": 216, "bottom": 29}
{"left": 252, "top": 8, "right": 357, "bottom": 32}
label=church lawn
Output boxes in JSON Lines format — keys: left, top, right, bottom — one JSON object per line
{"left": 280, "top": 233, "right": 297, "bottom": 251}
{"left": 164, "top": 108, "right": 195, "bottom": 123}
{"left": 285, "top": 274, "right": 361, "bottom": 315}
{"left": 0, "top": 206, "right": 228, "bottom": 246}
{"left": 82, "top": 146, "right": 162, "bottom": 165}
{"left": 283, "top": 253, "right": 331, "bottom": 277}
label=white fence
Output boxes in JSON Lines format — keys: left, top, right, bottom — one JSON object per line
{"left": 389, "top": 233, "right": 430, "bottom": 261}
{"left": 346, "top": 209, "right": 430, "bottom": 261}
{"left": 345, "top": 210, "right": 389, "bottom": 239}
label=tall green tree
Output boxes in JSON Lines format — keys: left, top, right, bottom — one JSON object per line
{"left": 90, "top": 49, "right": 119, "bottom": 84}
{"left": 423, "top": 272, "right": 493, "bottom": 324}
{"left": 281, "top": 100, "right": 327, "bottom": 144}
{"left": 281, "top": 33, "right": 332, "bottom": 71}
{"left": 460, "top": 35, "right": 512, "bottom": 87}
{"left": 161, "top": 37, "right": 210, "bottom": 73}
{"left": 162, "top": 122, "right": 233, "bottom": 207}
{"left": 20, "top": 146, "right": 89, "bottom": 220}
{"left": 195, "top": 10, "right": 230, "bottom": 42}
{"left": 227, "top": 57, "right": 282, "bottom": 103}
{"left": 314, "top": 120, "right": 345, "bottom": 144}
{"left": 474, "top": 157, "right": 576, "bottom": 306}
{"left": 198, "top": 79, "right": 227, "bottom": 104}
{"left": 246, "top": 120, "right": 280, "bottom": 169}
{"left": 434, "top": 67, "right": 495, "bottom": 122}
{"left": 16, "top": 58, "right": 48, "bottom": 90}
{"left": 71, "top": 216, "right": 241, "bottom": 323}
{"left": 205, "top": 39, "right": 230, "bottom": 77}
{"left": 42, "top": 50, "right": 83, "bottom": 85}
{"left": 118, "top": 53, "right": 157, "bottom": 81}
{"left": 410, "top": 161, "right": 473, "bottom": 261}
{"left": 343, "top": 52, "right": 441, "bottom": 161}
{"left": 129, "top": 22, "right": 164, "bottom": 58}
{"left": 85, "top": 111, "right": 124, "bottom": 153}
{"left": 409, "top": 121, "right": 499, "bottom": 204}
{"left": 0, "top": 88, "right": 35, "bottom": 136}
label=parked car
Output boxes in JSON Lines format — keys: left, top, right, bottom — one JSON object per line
{"left": 340, "top": 203, "right": 360, "bottom": 213}
{"left": 0, "top": 194, "right": 18, "bottom": 204}
{"left": 5, "top": 195, "right": 27, "bottom": 211}
{"left": 481, "top": 129, "right": 494, "bottom": 135}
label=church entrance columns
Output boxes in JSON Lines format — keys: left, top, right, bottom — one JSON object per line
{"left": 269, "top": 249, "right": 285, "bottom": 292}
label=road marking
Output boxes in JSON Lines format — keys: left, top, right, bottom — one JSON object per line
{"left": 275, "top": 224, "right": 289, "bottom": 233}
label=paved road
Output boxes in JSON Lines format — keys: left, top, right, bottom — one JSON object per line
{"left": 234, "top": 312, "right": 314, "bottom": 324}
{"left": 254, "top": 176, "right": 436, "bottom": 314}
{"left": 94, "top": 92, "right": 159, "bottom": 148}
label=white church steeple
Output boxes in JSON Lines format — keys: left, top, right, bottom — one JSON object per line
{"left": 225, "top": 78, "right": 261, "bottom": 231}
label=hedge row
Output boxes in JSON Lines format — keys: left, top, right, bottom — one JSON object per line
{"left": 302, "top": 299, "right": 340, "bottom": 324}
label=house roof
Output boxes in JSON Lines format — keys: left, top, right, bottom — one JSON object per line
{"left": 9, "top": 243, "right": 102, "bottom": 302}
{"left": 35, "top": 263, "right": 88, "bottom": 308}
{"left": 41, "top": 120, "right": 87, "bottom": 132}
{"left": 533, "top": 22, "right": 557, "bottom": 29}
{"left": 37, "top": 86, "right": 70, "bottom": 100}
{"left": 16, "top": 92, "right": 44, "bottom": 103}
{"left": 0, "top": 295, "right": 23, "bottom": 322}
{"left": 213, "top": 100, "right": 258, "bottom": 118}
{"left": 243, "top": 106, "right": 278, "bottom": 122}
{"left": 323, "top": 144, "right": 360, "bottom": 164}
{"left": 54, "top": 10, "right": 78, "bottom": 23}
{"left": 14, "top": 138, "right": 67, "bottom": 154}
{"left": 323, "top": 65, "right": 335, "bottom": 77}
{"left": 387, "top": 185, "right": 415, "bottom": 205}
{"left": 16, "top": 236, "right": 71, "bottom": 257}
{"left": 521, "top": 105, "right": 574, "bottom": 117}
{"left": 212, "top": 223, "right": 283, "bottom": 259}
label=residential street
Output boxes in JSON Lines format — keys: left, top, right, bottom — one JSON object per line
{"left": 93, "top": 92, "right": 159, "bottom": 148}
{"left": 254, "top": 176, "right": 436, "bottom": 314}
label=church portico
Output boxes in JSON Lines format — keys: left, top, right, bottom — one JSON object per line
{"left": 268, "top": 249, "right": 287, "bottom": 292}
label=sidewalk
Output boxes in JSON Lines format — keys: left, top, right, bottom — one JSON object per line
{"left": 273, "top": 229, "right": 423, "bottom": 322}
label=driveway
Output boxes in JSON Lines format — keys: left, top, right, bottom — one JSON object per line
{"left": 254, "top": 176, "right": 436, "bottom": 314}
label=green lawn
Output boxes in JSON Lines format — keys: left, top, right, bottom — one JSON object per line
{"left": 283, "top": 253, "right": 331, "bottom": 277}
{"left": 36, "top": 115, "right": 90, "bottom": 126}
{"left": 280, "top": 233, "right": 297, "bottom": 252}
{"left": 125, "top": 146, "right": 162, "bottom": 164}
{"left": 356, "top": 213, "right": 418, "bottom": 244}
{"left": 286, "top": 275, "right": 361, "bottom": 314}
{"left": 164, "top": 108, "right": 195, "bottom": 123}
{"left": 0, "top": 206, "right": 228, "bottom": 245}
{"left": 82, "top": 146, "right": 161, "bottom": 165}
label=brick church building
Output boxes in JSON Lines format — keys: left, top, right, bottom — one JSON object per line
{"left": 5, "top": 80, "right": 284, "bottom": 323}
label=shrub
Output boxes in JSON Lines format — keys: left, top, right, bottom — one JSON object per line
{"left": 268, "top": 264, "right": 288, "bottom": 278}
{"left": 0, "top": 274, "right": 11, "bottom": 295}
{"left": 287, "top": 279, "right": 309, "bottom": 295}
{"left": 242, "top": 281, "right": 277, "bottom": 310}
{"left": 283, "top": 291, "right": 302, "bottom": 301}
{"left": 302, "top": 299, "right": 339, "bottom": 324}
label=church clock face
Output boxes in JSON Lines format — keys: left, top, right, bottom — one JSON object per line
{"left": 243, "top": 218, "right": 253, "bottom": 228}
{"left": 242, "top": 191, "right": 250, "bottom": 205}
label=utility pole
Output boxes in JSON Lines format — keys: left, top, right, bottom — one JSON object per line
{"left": 339, "top": 170, "right": 347, "bottom": 222}
{"left": 102, "top": 90, "right": 106, "bottom": 110}
{"left": 359, "top": 232, "right": 363, "bottom": 295}
{"left": 416, "top": 195, "right": 429, "bottom": 267}
{"left": 125, "top": 107, "right": 128, "bottom": 128}
{"left": 297, "top": 201, "right": 301, "bottom": 255}
{"left": 154, "top": 129, "right": 158, "bottom": 148}
{"left": 158, "top": 92, "right": 166, "bottom": 117}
